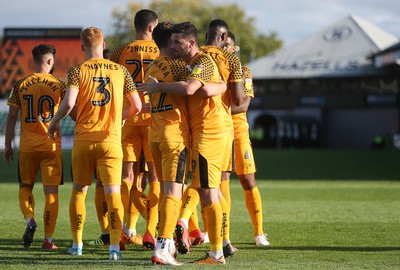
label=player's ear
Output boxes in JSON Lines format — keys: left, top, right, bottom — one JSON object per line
{"left": 148, "top": 24, "right": 154, "bottom": 33}
{"left": 189, "top": 39, "right": 196, "bottom": 48}
{"left": 221, "top": 31, "right": 227, "bottom": 41}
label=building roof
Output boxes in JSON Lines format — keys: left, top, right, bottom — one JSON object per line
{"left": 247, "top": 14, "right": 399, "bottom": 79}
{"left": 372, "top": 41, "right": 400, "bottom": 68}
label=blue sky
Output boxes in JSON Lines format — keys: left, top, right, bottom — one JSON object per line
{"left": 0, "top": 0, "right": 399, "bottom": 46}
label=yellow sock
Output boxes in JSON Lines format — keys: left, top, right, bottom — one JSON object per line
{"left": 158, "top": 192, "right": 164, "bottom": 228}
{"left": 131, "top": 188, "right": 147, "bottom": 218}
{"left": 188, "top": 206, "right": 200, "bottom": 232}
{"left": 201, "top": 206, "right": 208, "bottom": 233}
{"left": 219, "top": 195, "right": 230, "bottom": 242}
{"left": 203, "top": 202, "right": 223, "bottom": 252}
{"left": 180, "top": 187, "right": 200, "bottom": 220}
{"left": 69, "top": 189, "right": 87, "bottom": 244}
{"left": 95, "top": 185, "right": 108, "bottom": 233}
{"left": 121, "top": 178, "right": 132, "bottom": 215}
{"left": 220, "top": 179, "right": 231, "bottom": 208}
{"left": 44, "top": 193, "right": 58, "bottom": 238}
{"left": 146, "top": 181, "right": 160, "bottom": 237}
{"left": 105, "top": 192, "right": 124, "bottom": 245}
{"left": 125, "top": 200, "right": 140, "bottom": 233}
{"left": 158, "top": 194, "right": 181, "bottom": 239}
{"left": 19, "top": 187, "right": 34, "bottom": 220}
{"left": 245, "top": 187, "right": 264, "bottom": 236}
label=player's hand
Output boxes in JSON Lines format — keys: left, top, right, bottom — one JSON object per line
{"left": 3, "top": 145, "right": 14, "bottom": 165}
{"left": 137, "top": 76, "right": 159, "bottom": 96}
{"left": 47, "top": 121, "right": 60, "bottom": 141}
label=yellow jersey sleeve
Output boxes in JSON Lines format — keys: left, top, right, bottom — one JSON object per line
{"left": 241, "top": 66, "right": 254, "bottom": 98}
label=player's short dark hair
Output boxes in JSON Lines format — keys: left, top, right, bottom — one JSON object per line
{"left": 172, "top": 22, "right": 198, "bottom": 43}
{"left": 153, "top": 22, "right": 174, "bottom": 49}
{"left": 208, "top": 19, "right": 229, "bottom": 31}
{"left": 32, "top": 44, "right": 56, "bottom": 64}
{"left": 134, "top": 9, "right": 158, "bottom": 32}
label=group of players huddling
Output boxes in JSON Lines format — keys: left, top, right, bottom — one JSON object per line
{"left": 3, "top": 9, "right": 269, "bottom": 265}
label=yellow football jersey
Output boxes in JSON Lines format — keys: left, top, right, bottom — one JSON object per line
{"left": 109, "top": 40, "right": 159, "bottom": 126}
{"left": 186, "top": 52, "right": 225, "bottom": 137}
{"left": 200, "top": 45, "right": 243, "bottom": 130}
{"left": 144, "top": 56, "right": 190, "bottom": 143}
{"left": 7, "top": 73, "right": 66, "bottom": 152}
{"left": 66, "top": 58, "right": 136, "bottom": 143}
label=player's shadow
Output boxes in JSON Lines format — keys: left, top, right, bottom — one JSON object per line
{"left": 0, "top": 238, "right": 156, "bottom": 266}
{"left": 235, "top": 242, "right": 400, "bottom": 252}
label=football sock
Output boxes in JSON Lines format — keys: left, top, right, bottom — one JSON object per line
{"left": 43, "top": 193, "right": 58, "bottom": 238}
{"left": 220, "top": 179, "right": 231, "bottom": 207}
{"left": 125, "top": 201, "right": 140, "bottom": 235}
{"left": 219, "top": 194, "right": 230, "bottom": 242}
{"left": 121, "top": 178, "right": 136, "bottom": 235}
{"left": 158, "top": 194, "right": 181, "bottom": 239}
{"left": 245, "top": 186, "right": 264, "bottom": 236}
{"left": 69, "top": 189, "right": 87, "bottom": 244}
{"left": 121, "top": 178, "right": 132, "bottom": 215}
{"left": 203, "top": 201, "right": 223, "bottom": 253}
{"left": 180, "top": 187, "right": 200, "bottom": 220}
{"left": 105, "top": 192, "right": 123, "bottom": 246}
{"left": 95, "top": 184, "right": 108, "bottom": 233}
{"left": 188, "top": 206, "right": 200, "bottom": 232}
{"left": 201, "top": 206, "right": 208, "bottom": 233}
{"left": 131, "top": 188, "right": 147, "bottom": 218}
{"left": 146, "top": 181, "right": 160, "bottom": 238}
{"left": 19, "top": 187, "right": 34, "bottom": 219}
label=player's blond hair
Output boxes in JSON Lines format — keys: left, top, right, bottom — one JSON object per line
{"left": 80, "top": 27, "right": 103, "bottom": 49}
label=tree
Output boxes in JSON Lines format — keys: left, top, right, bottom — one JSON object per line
{"left": 106, "top": 0, "right": 282, "bottom": 64}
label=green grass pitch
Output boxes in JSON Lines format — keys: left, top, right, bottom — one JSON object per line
{"left": 0, "top": 149, "right": 399, "bottom": 269}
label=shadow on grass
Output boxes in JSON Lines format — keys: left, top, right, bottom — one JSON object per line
{"left": 234, "top": 242, "right": 400, "bottom": 252}
{"left": 0, "top": 238, "right": 153, "bottom": 266}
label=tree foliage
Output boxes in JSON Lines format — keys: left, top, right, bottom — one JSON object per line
{"left": 106, "top": 0, "right": 282, "bottom": 64}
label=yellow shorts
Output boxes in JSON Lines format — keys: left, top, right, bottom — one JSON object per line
{"left": 72, "top": 141, "right": 122, "bottom": 186}
{"left": 122, "top": 125, "right": 152, "bottom": 163}
{"left": 221, "top": 129, "right": 234, "bottom": 172}
{"left": 191, "top": 134, "right": 226, "bottom": 189}
{"left": 18, "top": 151, "right": 63, "bottom": 186}
{"left": 150, "top": 141, "right": 188, "bottom": 184}
{"left": 234, "top": 136, "right": 256, "bottom": 175}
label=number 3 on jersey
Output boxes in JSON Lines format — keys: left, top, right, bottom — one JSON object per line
{"left": 92, "top": 77, "right": 111, "bottom": 106}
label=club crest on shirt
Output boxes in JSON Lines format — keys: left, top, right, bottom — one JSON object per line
{"left": 192, "top": 65, "right": 204, "bottom": 75}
